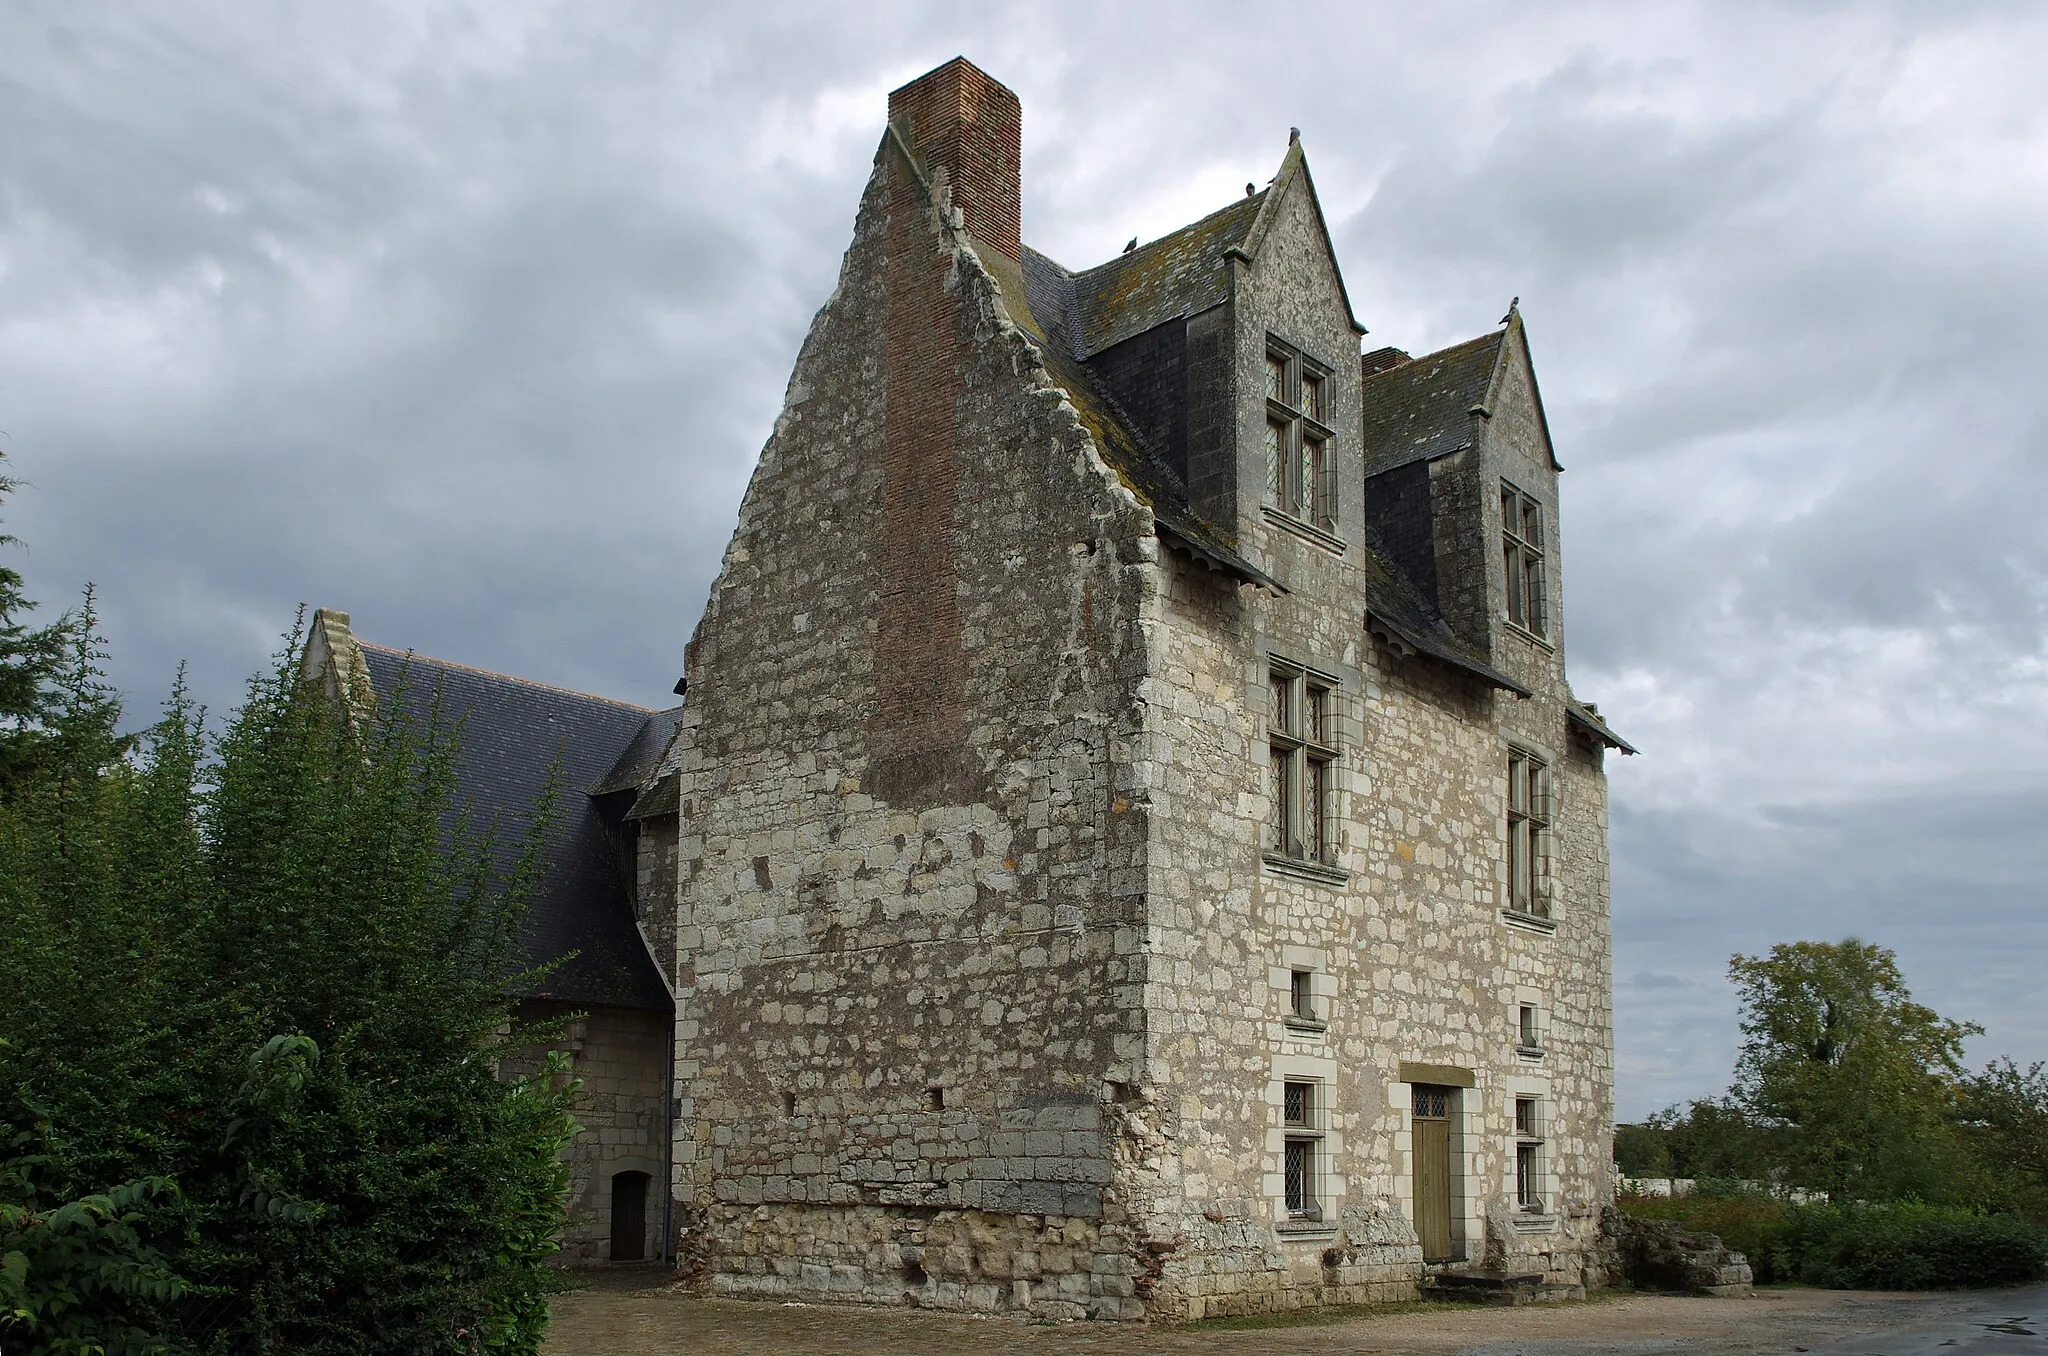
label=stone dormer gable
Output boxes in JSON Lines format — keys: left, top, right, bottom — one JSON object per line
{"left": 1237, "top": 137, "right": 1366, "bottom": 338}
{"left": 1483, "top": 304, "right": 1563, "bottom": 475}
{"left": 1361, "top": 307, "right": 1561, "bottom": 479}
{"left": 1011, "top": 140, "right": 1360, "bottom": 572}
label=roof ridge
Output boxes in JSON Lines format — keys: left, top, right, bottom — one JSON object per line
{"left": 358, "top": 642, "right": 658, "bottom": 713}
{"left": 1367, "top": 329, "right": 1503, "bottom": 376}
{"left": 1069, "top": 190, "right": 1265, "bottom": 279}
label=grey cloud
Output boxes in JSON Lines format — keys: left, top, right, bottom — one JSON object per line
{"left": 3, "top": 1, "right": 2045, "bottom": 1124}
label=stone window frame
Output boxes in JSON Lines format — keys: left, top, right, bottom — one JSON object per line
{"left": 1504, "top": 744, "right": 1556, "bottom": 923}
{"left": 1281, "top": 1078, "right": 1326, "bottom": 1222}
{"left": 1516, "top": 1002, "right": 1544, "bottom": 1057}
{"left": 1263, "top": 337, "right": 1339, "bottom": 538}
{"left": 1273, "top": 1054, "right": 1343, "bottom": 1235}
{"left": 1510, "top": 1091, "right": 1556, "bottom": 1223}
{"left": 1276, "top": 949, "right": 1331, "bottom": 1039}
{"left": 1501, "top": 480, "right": 1550, "bottom": 640}
{"left": 1265, "top": 660, "right": 1342, "bottom": 874}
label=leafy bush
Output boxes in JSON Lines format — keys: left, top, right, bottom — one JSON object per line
{"left": 1619, "top": 1188, "right": 1793, "bottom": 1283}
{"left": 1780, "top": 1204, "right": 2048, "bottom": 1290}
{"left": 1620, "top": 1193, "right": 2048, "bottom": 1289}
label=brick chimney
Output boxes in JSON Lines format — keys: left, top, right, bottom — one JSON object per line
{"left": 1363, "top": 346, "right": 1413, "bottom": 376}
{"left": 887, "top": 58, "right": 1022, "bottom": 264}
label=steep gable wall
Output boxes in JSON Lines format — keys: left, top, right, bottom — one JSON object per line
{"left": 671, "top": 126, "right": 1167, "bottom": 1318}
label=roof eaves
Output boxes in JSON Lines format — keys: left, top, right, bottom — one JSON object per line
{"left": 1156, "top": 519, "right": 1286, "bottom": 594}
{"left": 1364, "top": 607, "right": 1533, "bottom": 698}
{"left": 1568, "top": 701, "right": 1638, "bottom": 755}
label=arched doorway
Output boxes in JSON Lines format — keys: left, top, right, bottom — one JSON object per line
{"left": 610, "top": 1170, "right": 651, "bottom": 1262}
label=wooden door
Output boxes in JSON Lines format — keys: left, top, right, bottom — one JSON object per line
{"left": 611, "top": 1170, "right": 649, "bottom": 1262}
{"left": 1412, "top": 1086, "right": 1455, "bottom": 1262}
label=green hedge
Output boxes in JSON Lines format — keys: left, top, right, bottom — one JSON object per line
{"left": 1781, "top": 1204, "right": 2047, "bottom": 1289}
{"left": 1621, "top": 1192, "right": 2048, "bottom": 1289}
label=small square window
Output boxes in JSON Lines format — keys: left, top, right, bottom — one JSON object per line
{"left": 1290, "top": 969, "right": 1315, "bottom": 1021}
{"left": 1515, "top": 1095, "right": 1541, "bottom": 1138}
{"left": 925, "top": 1086, "right": 945, "bottom": 1112}
{"left": 1283, "top": 1080, "right": 1314, "bottom": 1128}
{"left": 1518, "top": 1004, "right": 1541, "bottom": 1050}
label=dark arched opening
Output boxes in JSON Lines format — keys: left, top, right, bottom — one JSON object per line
{"left": 610, "top": 1170, "right": 651, "bottom": 1262}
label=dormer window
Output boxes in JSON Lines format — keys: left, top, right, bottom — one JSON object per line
{"left": 1265, "top": 339, "right": 1336, "bottom": 532}
{"left": 1502, "top": 482, "right": 1548, "bottom": 637}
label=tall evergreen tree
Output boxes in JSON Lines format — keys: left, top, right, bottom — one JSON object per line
{"left": 1, "top": 614, "right": 579, "bottom": 1355}
{"left": 0, "top": 458, "right": 75, "bottom": 790}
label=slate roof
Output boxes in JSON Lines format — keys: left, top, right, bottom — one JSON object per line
{"left": 359, "top": 644, "right": 675, "bottom": 1012}
{"left": 1361, "top": 331, "right": 1505, "bottom": 477}
{"left": 1021, "top": 237, "right": 1278, "bottom": 589}
{"left": 1359, "top": 548, "right": 1532, "bottom": 698}
{"left": 1077, "top": 195, "right": 1263, "bottom": 355}
{"left": 1011, "top": 177, "right": 1533, "bottom": 693}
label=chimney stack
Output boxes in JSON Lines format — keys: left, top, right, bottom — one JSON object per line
{"left": 888, "top": 58, "right": 1022, "bottom": 264}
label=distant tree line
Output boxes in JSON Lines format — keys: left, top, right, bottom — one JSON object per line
{"left": 1616, "top": 938, "right": 2048, "bottom": 1286}
{"left": 0, "top": 459, "right": 579, "bottom": 1354}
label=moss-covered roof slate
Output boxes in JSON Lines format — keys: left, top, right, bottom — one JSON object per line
{"left": 1361, "top": 330, "right": 1505, "bottom": 477}
{"left": 1067, "top": 193, "right": 1263, "bottom": 355}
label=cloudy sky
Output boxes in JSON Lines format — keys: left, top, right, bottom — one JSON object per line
{"left": 4, "top": 2, "right": 2043, "bottom": 1118}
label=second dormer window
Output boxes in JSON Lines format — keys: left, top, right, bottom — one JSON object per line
{"left": 1265, "top": 339, "right": 1336, "bottom": 531}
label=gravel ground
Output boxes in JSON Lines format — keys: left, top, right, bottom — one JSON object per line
{"left": 542, "top": 1277, "right": 1993, "bottom": 1356}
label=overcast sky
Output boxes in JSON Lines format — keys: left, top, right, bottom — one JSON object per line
{"left": 4, "top": 2, "right": 2043, "bottom": 1120}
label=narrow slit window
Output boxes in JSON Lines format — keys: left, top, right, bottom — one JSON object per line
{"left": 1290, "top": 969, "right": 1316, "bottom": 1021}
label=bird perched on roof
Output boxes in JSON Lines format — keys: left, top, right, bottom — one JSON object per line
{"left": 1245, "top": 183, "right": 1255, "bottom": 197}
{"left": 1123, "top": 238, "right": 1137, "bottom": 253}
{"left": 1500, "top": 297, "right": 1519, "bottom": 325}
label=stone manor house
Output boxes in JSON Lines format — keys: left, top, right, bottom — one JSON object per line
{"left": 305, "top": 57, "right": 1636, "bottom": 1319}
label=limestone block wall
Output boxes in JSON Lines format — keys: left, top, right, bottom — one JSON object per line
{"left": 507, "top": 1000, "right": 671, "bottom": 1264}
{"left": 1098, "top": 168, "right": 1616, "bottom": 1319}
{"left": 633, "top": 810, "right": 680, "bottom": 986}
{"left": 669, "top": 116, "right": 1164, "bottom": 1318}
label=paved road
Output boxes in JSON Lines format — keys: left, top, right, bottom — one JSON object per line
{"left": 1802, "top": 1285, "right": 2048, "bottom": 1356}
{"left": 543, "top": 1281, "right": 2021, "bottom": 1356}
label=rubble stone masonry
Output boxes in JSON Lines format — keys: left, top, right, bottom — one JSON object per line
{"left": 669, "top": 59, "right": 1618, "bottom": 1319}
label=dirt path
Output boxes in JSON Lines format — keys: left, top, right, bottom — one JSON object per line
{"left": 543, "top": 1279, "right": 1993, "bottom": 1356}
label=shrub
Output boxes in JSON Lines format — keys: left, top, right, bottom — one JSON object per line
{"left": 1621, "top": 1194, "right": 2048, "bottom": 1289}
{"left": 1619, "top": 1188, "right": 1793, "bottom": 1283}
{"left": 1781, "top": 1203, "right": 2048, "bottom": 1290}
